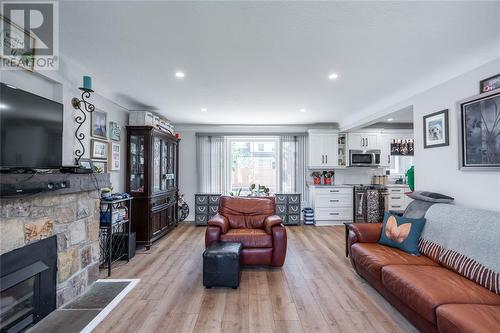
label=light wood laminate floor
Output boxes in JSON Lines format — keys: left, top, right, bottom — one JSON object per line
{"left": 95, "top": 224, "right": 418, "bottom": 333}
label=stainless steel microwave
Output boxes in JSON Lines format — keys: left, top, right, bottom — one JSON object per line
{"left": 349, "top": 149, "right": 381, "bottom": 167}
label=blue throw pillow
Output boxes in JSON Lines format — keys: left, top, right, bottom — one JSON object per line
{"left": 379, "top": 212, "right": 426, "bottom": 255}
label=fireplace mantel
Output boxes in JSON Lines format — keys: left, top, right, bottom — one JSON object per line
{"left": 0, "top": 173, "right": 111, "bottom": 196}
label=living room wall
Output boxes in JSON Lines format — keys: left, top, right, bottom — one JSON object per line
{"left": 347, "top": 58, "right": 500, "bottom": 211}
{"left": 1, "top": 62, "right": 130, "bottom": 192}
{"left": 412, "top": 58, "right": 500, "bottom": 211}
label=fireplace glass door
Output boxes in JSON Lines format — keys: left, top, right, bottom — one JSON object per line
{"left": 0, "top": 276, "right": 36, "bottom": 332}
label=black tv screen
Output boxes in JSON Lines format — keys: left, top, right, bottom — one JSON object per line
{"left": 0, "top": 83, "right": 63, "bottom": 169}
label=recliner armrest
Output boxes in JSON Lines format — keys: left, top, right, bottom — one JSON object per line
{"left": 348, "top": 223, "right": 382, "bottom": 243}
{"left": 271, "top": 224, "right": 287, "bottom": 267}
{"left": 264, "top": 215, "right": 283, "bottom": 235}
{"left": 208, "top": 213, "right": 229, "bottom": 234}
{"left": 205, "top": 226, "right": 221, "bottom": 248}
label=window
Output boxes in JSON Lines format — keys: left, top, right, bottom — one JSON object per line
{"left": 229, "top": 137, "right": 279, "bottom": 194}
{"left": 389, "top": 155, "right": 413, "bottom": 175}
{"left": 197, "top": 134, "right": 307, "bottom": 203}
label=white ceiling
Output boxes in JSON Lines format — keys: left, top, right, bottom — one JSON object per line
{"left": 361, "top": 106, "right": 414, "bottom": 129}
{"left": 59, "top": 1, "right": 500, "bottom": 125}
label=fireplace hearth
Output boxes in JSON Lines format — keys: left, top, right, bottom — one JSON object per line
{"left": 0, "top": 236, "right": 57, "bottom": 333}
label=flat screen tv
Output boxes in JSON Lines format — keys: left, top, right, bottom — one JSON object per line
{"left": 0, "top": 83, "right": 63, "bottom": 169}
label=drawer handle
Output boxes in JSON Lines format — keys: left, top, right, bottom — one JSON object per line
{"left": 330, "top": 190, "right": 339, "bottom": 193}
{"left": 329, "top": 213, "right": 339, "bottom": 215}
{"left": 391, "top": 196, "right": 402, "bottom": 199}
{"left": 330, "top": 200, "right": 339, "bottom": 202}
{"left": 392, "top": 189, "right": 402, "bottom": 192}
{"left": 392, "top": 205, "right": 402, "bottom": 208}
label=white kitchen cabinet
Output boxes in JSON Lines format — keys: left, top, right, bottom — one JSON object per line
{"left": 379, "top": 134, "right": 392, "bottom": 166}
{"left": 380, "top": 132, "right": 414, "bottom": 168}
{"left": 387, "top": 186, "right": 413, "bottom": 211}
{"left": 309, "top": 186, "right": 353, "bottom": 225}
{"left": 348, "top": 133, "right": 378, "bottom": 150}
{"left": 308, "top": 130, "right": 338, "bottom": 168}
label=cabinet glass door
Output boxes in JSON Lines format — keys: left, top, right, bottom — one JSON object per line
{"left": 167, "top": 141, "right": 176, "bottom": 190}
{"left": 161, "top": 139, "right": 168, "bottom": 191}
{"left": 153, "top": 137, "right": 161, "bottom": 193}
{"left": 130, "top": 135, "right": 145, "bottom": 192}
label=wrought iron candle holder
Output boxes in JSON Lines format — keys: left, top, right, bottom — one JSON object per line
{"left": 71, "top": 87, "right": 95, "bottom": 165}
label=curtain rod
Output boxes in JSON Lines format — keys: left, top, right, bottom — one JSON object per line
{"left": 195, "top": 132, "right": 307, "bottom": 137}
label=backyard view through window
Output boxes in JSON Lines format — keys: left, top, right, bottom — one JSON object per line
{"left": 229, "top": 137, "right": 278, "bottom": 195}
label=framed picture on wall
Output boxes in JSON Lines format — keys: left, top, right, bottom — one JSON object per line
{"left": 109, "top": 121, "right": 121, "bottom": 141}
{"left": 91, "top": 110, "right": 107, "bottom": 139}
{"left": 458, "top": 90, "right": 500, "bottom": 170}
{"left": 479, "top": 74, "right": 500, "bottom": 93}
{"left": 92, "top": 160, "right": 108, "bottom": 173}
{"left": 423, "top": 109, "right": 449, "bottom": 148}
{"left": 109, "top": 142, "right": 121, "bottom": 171}
{"left": 90, "top": 139, "right": 108, "bottom": 160}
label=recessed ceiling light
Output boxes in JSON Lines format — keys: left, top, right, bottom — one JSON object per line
{"left": 175, "top": 71, "right": 185, "bottom": 78}
{"left": 328, "top": 73, "right": 339, "bottom": 80}
{"left": 387, "top": 118, "right": 394, "bottom": 121}
{"left": 299, "top": 108, "right": 307, "bottom": 113}
{"left": 201, "top": 108, "right": 207, "bottom": 112}
{"left": 0, "top": 103, "right": 8, "bottom": 109}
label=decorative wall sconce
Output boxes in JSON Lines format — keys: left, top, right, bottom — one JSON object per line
{"left": 71, "top": 76, "right": 95, "bottom": 165}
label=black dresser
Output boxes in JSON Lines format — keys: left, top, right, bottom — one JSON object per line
{"left": 194, "top": 194, "right": 221, "bottom": 226}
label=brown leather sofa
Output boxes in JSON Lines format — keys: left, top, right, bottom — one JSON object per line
{"left": 348, "top": 223, "right": 500, "bottom": 333}
{"left": 205, "top": 196, "right": 287, "bottom": 267}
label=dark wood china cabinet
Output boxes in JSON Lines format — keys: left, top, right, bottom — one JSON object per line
{"left": 126, "top": 126, "right": 179, "bottom": 249}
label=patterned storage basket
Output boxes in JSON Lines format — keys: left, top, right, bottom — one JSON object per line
{"left": 302, "top": 207, "right": 315, "bottom": 225}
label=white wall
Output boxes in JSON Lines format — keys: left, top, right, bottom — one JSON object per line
{"left": 1, "top": 60, "right": 130, "bottom": 191}
{"left": 412, "top": 59, "right": 500, "bottom": 211}
{"left": 344, "top": 58, "right": 500, "bottom": 211}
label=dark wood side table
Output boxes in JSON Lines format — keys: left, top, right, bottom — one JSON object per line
{"left": 343, "top": 222, "right": 353, "bottom": 258}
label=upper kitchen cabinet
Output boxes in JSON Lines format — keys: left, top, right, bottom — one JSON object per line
{"left": 348, "top": 133, "right": 378, "bottom": 150}
{"left": 308, "top": 129, "right": 339, "bottom": 168}
{"left": 379, "top": 132, "right": 414, "bottom": 167}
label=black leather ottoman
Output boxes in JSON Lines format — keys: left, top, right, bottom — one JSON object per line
{"left": 203, "top": 242, "right": 242, "bottom": 289}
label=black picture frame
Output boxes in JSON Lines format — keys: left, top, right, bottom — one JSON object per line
{"left": 77, "top": 158, "right": 93, "bottom": 170}
{"left": 423, "top": 109, "right": 449, "bottom": 149}
{"left": 479, "top": 73, "right": 500, "bottom": 94}
{"left": 458, "top": 90, "right": 500, "bottom": 170}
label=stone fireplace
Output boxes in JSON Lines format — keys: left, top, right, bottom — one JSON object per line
{"left": 0, "top": 173, "right": 110, "bottom": 330}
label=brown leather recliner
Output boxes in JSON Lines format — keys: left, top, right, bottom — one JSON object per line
{"left": 205, "top": 196, "right": 287, "bottom": 267}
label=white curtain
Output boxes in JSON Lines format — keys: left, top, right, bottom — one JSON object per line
{"left": 280, "top": 135, "right": 307, "bottom": 204}
{"left": 196, "top": 135, "right": 229, "bottom": 194}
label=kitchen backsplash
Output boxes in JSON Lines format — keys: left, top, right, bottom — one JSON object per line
{"left": 308, "top": 168, "right": 386, "bottom": 185}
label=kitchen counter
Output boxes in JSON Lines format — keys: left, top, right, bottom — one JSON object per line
{"left": 306, "top": 184, "right": 354, "bottom": 188}
{"left": 385, "top": 183, "right": 411, "bottom": 188}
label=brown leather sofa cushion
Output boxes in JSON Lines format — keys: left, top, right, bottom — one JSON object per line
{"left": 382, "top": 265, "right": 500, "bottom": 324}
{"left": 220, "top": 229, "right": 272, "bottom": 248}
{"left": 350, "top": 243, "right": 439, "bottom": 281}
{"left": 219, "top": 196, "right": 275, "bottom": 229}
{"left": 436, "top": 304, "right": 500, "bottom": 333}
